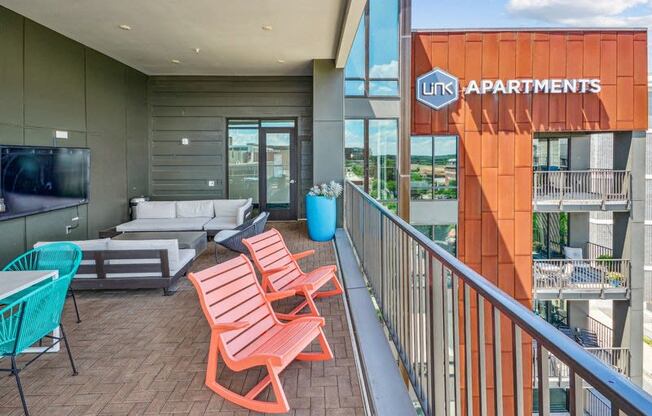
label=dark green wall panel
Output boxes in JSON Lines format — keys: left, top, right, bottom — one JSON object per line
{"left": 148, "top": 76, "right": 313, "bottom": 215}
{"left": 24, "top": 20, "right": 85, "bottom": 131}
{"left": 24, "top": 127, "right": 86, "bottom": 147}
{"left": 0, "top": 7, "right": 147, "bottom": 263}
{"left": 0, "top": 8, "right": 23, "bottom": 127}
{"left": 86, "top": 49, "right": 126, "bottom": 134}
{"left": 126, "top": 68, "right": 149, "bottom": 198}
{"left": 25, "top": 205, "right": 88, "bottom": 248}
{"left": 87, "top": 132, "right": 128, "bottom": 237}
{"left": 0, "top": 218, "right": 25, "bottom": 267}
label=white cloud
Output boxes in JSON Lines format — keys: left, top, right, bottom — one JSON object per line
{"left": 369, "top": 60, "right": 399, "bottom": 78}
{"left": 507, "top": 0, "right": 652, "bottom": 26}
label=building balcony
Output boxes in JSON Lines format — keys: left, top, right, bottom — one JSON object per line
{"left": 533, "top": 170, "right": 630, "bottom": 212}
{"left": 533, "top": 258, "right": 630, "bottom": 300}
{"left": 342, "top": 181, "right": 651, "bottom": 416}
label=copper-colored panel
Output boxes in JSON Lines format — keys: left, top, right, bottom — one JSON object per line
{"left": 617, "top": 76, "right": 634, "bottom": 122}
{"left": 514, "top": 127, "right": 532, "bottom": 168}
{"left": 514, "top": 255, "right": 533, "bottom": 300}
{"left": 516, "top": 33, "right": 533, "bottom": 78}
{"left": 514, "top": 211, "right": 533, "bottom": 256}
{"left": 515, "top": 94, "right": 532, "bottom": 124}
{"left": 464, "top": 174, "right": 482, "bottom": 220}
{"left": 465, "top": 219, "right": 482, "bottom": 264}
{"left": 481, "top": 125, "right": 499, "bottom": 168}
{"left": 497, "top": 218, "right": 515, "bottom": 263}
{"left": 497, "top": 175, "right": 515, "bottom": 220}
{"left": 449, "top": 33, "right": 466, "bottom": 76}
{"left": 531, "top": 94, "right": 549, "bottom": 130}
{"left": 465, "top": 93, "right": 482, "bottom": 132}
{"left": 482, "top": 33, "right": 499, "bottom": 78}
{"left": 514, "top": 167, "right": 532, "bottom": 211}
{"left": 549, "top": 33, "right": 567, "bottom": 77}
{"left": 566, "top": 93, "right": 583, "bottom": 130}
{"left": 549, "top": 94, "right": 566, "bottom": 124}
{"left": 532, "top": 39, "right": 550, "bottom": 78}
{"left": 498, "top": 131, "right": 515, "bottom": 176}
{"left": 498, "top": 94, "right": 516, "bottom": 131}
{"left": 634, "top": 84, "right": 648, "bottom": 130}
{"left": 600, "top": 39, "right": 617, "bottom": 84}
{"left": 566, "top": 40, "right": 583, "bottom": 78}
{"left": 482, "top": 167, "right": 498, "bottom": 212}
{"left": 499, "top": 39, "right": 516, "bottom": 79}
{"left": 583, "top": 33, "right": 601, "bottom": 78}
{"left": 617, "top": 33, "right": 634, "bottom": 77}
{"left": 482, "top": 94, "right": 499, "bottom": 125}
{"left": 465, "top": 130, "right": 482, "bottom": 176}
{"left": 482, "top": 212, "right": 498, "bottom": 256}
{"left": 634, "top": 40, "right": 647, "bottom": 85}
{"left": 582, "top": 92, "right": 600, "bottom": 123}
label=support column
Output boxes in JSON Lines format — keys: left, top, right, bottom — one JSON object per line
{"left": 397, "top": 0, "right": 411, "bottom": 221}
{"left": 313, "top": 59, "right": 344, "bottom": 226}
{"left": 611, "top": 131, "right": 645, "bottom": 386}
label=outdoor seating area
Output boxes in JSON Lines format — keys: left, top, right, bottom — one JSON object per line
{"left": 0, "top": 223, "right": 364, "bottom": 415}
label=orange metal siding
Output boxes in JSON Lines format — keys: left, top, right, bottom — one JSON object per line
{"left": 411, "top": 30, "right": 647, "bottom": 416}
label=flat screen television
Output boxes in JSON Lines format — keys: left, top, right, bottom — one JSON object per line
{"left": 0, "top": 146, "right": 90, "bottom": 221}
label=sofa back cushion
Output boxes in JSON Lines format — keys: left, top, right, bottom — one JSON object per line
{"left": 213, "top": 199, "right": 247, "bottom": 217}
{"left": 136, "top": 201, "right": 176, "bottom": 219}
{"left": 176, "top": 200, "right": 214, "bottom": 218}
{"left": 107, "top": 239, "right": 180, "bottom": 269}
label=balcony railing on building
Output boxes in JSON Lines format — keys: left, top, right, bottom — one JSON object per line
{"left": 533, "top": 170, "right": 630, "bottom": 212}
{"left": 342, "top": 180, "right": 652, "bottom": 416}
{"left": 533, "top": 258, "right": 629, "bottom": 300}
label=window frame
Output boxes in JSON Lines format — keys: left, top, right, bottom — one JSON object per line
{"left": 345, "top": 118, "right": 399, "bottom": 206}
{"left": 410, "top": 135, "right": 459, "bottom": 201}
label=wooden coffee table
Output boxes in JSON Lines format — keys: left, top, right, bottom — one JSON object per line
{"left": 112, "top": 231, "right": 208, "bottom": 258}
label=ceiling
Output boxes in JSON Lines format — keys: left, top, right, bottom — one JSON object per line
{"left": 0, "top": 0, "right": 351, "bottom": 76}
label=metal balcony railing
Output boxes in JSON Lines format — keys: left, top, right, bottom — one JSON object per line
{"left": 533, "top": 170, "right": 630, "bottom": 209}
{"left": 343, "top": 180, "right": 652, "bottom": 416}
{"left": 533, "top": 259, "right": 629, "bottom": 293}
{"left": 587, "top": 316, "right": 614, "bottom": 349}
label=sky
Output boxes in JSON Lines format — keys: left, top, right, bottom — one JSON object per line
{"left": 412, "top": 0, "right": 652, "bottom": 69}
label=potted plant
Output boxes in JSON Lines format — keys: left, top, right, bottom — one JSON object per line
{"left": 306, "top": 181, "right": 343, "bottom": 241}
{"left": 607, "top": 271, "right": 624, "bottom": 287}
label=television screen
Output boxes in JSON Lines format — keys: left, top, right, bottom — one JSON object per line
{"left": 0, "top": 146, "right": 90, "bottom": 221}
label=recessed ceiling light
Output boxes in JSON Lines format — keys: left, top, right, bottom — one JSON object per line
{"left": 262, "top": 25, "right": 273, "bottom": 31}
{"left": 171, "top": 59, "right": 181, "bottom": 64}
{"left": 193, "top": 48, "right": 201, "bottom": 54}
{"left": 277, "top": 59, "right": 285, "bottom": 64}
{"left": 118, "top": 24, "right": 131, "bottom": 31}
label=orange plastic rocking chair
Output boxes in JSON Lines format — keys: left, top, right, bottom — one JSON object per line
{"left": 188, "top": 255, "right": 334, "bottom": 414}
{"left": 242, "top": 228, "right": 344, "bottom": 320}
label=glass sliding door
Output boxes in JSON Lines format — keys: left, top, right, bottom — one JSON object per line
{"left": 533, "top": 137, "right": 569, "bottom": 171}
{"left": 228, "top": 120, "right": 260, "bottom": 203}
{"left": 227, "top": 119, "right": 297, "bottom": 220}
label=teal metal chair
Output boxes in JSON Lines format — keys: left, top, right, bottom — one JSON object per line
{"left": 0, "top": 276, "right": 78, "bottom": 416}
{"left": 2, "top": 243, "right": 83, "bottom": 322}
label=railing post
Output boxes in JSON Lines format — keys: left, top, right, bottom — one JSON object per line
{"left": 536, "top": 344, "right": 550, "bottom": 416}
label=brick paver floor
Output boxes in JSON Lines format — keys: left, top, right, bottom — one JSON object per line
{"left": 0, "top": 222, "right": 364, "bottom": 416}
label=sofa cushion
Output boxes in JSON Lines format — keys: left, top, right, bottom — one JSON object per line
{"left": 116, "top": 218, "right": 211, "bottom": 232}
{"left": 136, "top": 201, "right": 176, "bottom": 219}
{"left": 176, "top": 200, "right": 214, "bottom": 218}
{"left": 213, "top": 199, "right": 248, "bottom": 217}
{"left": 203, "top": 217, "right": 239, "bottom": 231}
{"left": 108, "top": 239, "right": 180, "bottom": 269}
{"left": 34, "top": 239, "right": 109, "bottom": 251}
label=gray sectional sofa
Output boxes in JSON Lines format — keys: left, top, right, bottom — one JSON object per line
{"left": 116, "top": 199, "right": 252, "bottom": 235}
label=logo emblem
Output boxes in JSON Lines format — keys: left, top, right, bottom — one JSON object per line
{"left": 416, "top": 68, "right": 459, "bottom": 110}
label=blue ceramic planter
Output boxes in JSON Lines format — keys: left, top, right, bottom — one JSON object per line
{"left": 306, "top": 195, "right": 336, "bottom": 241}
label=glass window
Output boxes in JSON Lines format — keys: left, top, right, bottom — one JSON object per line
{"left": 345, "top": 17, "right": 366, "bottom": 80}
{"left": 345, "top": 120, "right": 365, "bottom": 186}
{"left": 260, "top": 120, "right": 295, "bottom": 128}
{"left": 411, "top": 136, "right": 458, "bottom": 200}
{"left": 533, "top": 213, "right": 569, "bottom": 259}
{"left": 533, "top": 137, "right": 569, "bottom": 171}
{"left": 228, "top": 122, "right": 260, "bottom": 203}
{"left": 344, "top": 0, "right": 399, "bottom": 97}
{"left": 369, "top": 120, "right": 398, "bottom": 205}
{"left": 414, "top": 224, "right": 457, "bottom": 256}
{"left": 369, "top": 0, "right": 399, "bottom": 79}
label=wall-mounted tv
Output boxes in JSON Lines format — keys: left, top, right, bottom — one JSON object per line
{"left": 0, "top": 146, "right": 90, "bottom": 221}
